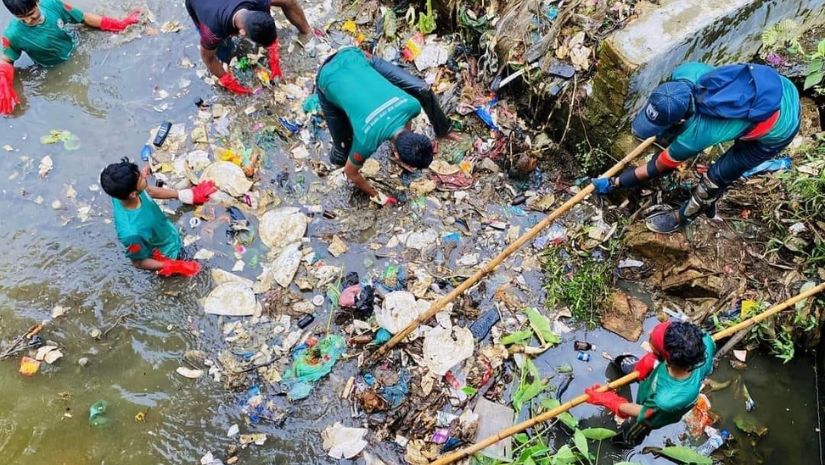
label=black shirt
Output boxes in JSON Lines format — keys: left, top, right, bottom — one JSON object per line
{"left": 185, "top": 0, "right": 270, "bottom": 49}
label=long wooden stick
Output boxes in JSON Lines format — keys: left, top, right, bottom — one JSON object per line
{"left": 370, "top": 137, "right": 657, "bottom": 363}
{"left": 431, "top": 281, "right": 825, "bottom": 465}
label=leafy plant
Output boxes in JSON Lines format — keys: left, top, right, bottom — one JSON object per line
{"left": 770, "top": 330, "right": 796, "bottom": 363}
{"left": 418, "top": 0, "right": 437, "bottom": 34}
{"left": 526, "top": 307, "right": 562, "bottom": 346}
{"left": 804, "top": 39, "right": 825, "bottom": 90}
{"left": 511, "top": 357, "right": 548, "bottom": 413}
{"left": 656, "top": 446, "right": 713, "bottom": 465}
{"left": 540, "top": 398, "right": 579, "bottom": 429}
{"left": 543, "top": 248, "right": 615, "bottom": 328}
{"left": 761, "top": 19, "right": 802, "bottom": 54}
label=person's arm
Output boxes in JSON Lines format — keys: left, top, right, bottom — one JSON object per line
{"left": 83, "top": 9, "right": 141, "bottom": 32}
{"left": 145, "top": 185, "right": 180, "bottom": 200}
{"left": 146, "top": 180, "right": 217, "bottom": 205}
{"left": 619, "top": 402, "right": 644, "bottom": 418}
{"left": 200, "top": 46, "right": 227, "bottom": 79}
{"left": 132, "top": 258, "right": 166, "bottom": 271}
{"left": 367, "top": 56, "right": 452, "bottom": 137}
{"left": 344, "top": 160, "right": 378, "bottom": 197}
{"left": 201, "top": 46, "right": 253, "bottom": 94}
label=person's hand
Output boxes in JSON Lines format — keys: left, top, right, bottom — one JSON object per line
{"left": 0, "top": 61, "right": 20, "bottom": 115}
{"left": 591, "top": 177, "right": 614, "bottom": 195}
{"left": 218, "top": 73, "right": 253, "bottom": 95}
{"left": 267, "top": 40, "right": 282, "bottom": 79}
{"left": 370, "top": 192, "right": 398, "bottom": 207}
{"left": 634, "top": 352, "right": 658, "bottom": 380}
{"left": 178, "top": 180, "right": 217, "bottom": 205}
{"left": 152, "top": 250, "right": 201, "bottom": 277}
{"left": 585, "top": 384, "right": 629, "bottom": 417}
{"left": 440, "top": 132, "right": 462, "bottom": 142}
{"left": 99, "top": 9, "right": 141, "bottom": 33}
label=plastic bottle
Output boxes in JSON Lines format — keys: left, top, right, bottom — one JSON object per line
{"left": 697, "top": 426, "right": 730, "bottom": 456}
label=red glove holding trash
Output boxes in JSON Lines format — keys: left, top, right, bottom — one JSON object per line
{"left": 218, "top": 73, "right": 252, "bottom": 95}
{"left": 178, "top": 180, "right": 217, "bottom": 205}
{"left": 0, "top": 61, "right": 20, "bottom": 115}
{"left": 267, "top": 39, "right": 282, "bottom": 79}
{"left": 152, "top": 250, "right": 201, "bottom": 277}
{"left": 99, "top": 9, "right": 141, "bottom": 33}
{"left": 634, "top": 352, "right": 658, "bottom": 380}
{"left": 585, "top": 384, "right": 629, "bottom": 418}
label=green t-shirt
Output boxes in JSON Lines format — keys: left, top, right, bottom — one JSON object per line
{"left": 112, "top": 192, "right": 181, "bottom": 262}
{"left": 635, "top": 333, "right": 716, "bottom": 429}
{"left": 668, "top": 62, "right": 800, "bottom": 161}
{"left": 317, "top": 47, "right": 422, "bottom": 167}
{"left": 2, "top": 0, "right": 85, "bottom": 66}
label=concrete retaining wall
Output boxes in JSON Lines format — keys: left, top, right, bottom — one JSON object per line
{"left": 587, "top": 0, "right": 825, "bottom": 153}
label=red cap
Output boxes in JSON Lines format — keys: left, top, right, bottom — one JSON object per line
{"left": 650, "top": 321, "right": 671, "bottom": 361}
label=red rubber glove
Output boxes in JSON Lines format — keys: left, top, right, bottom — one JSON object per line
{"left": 218, "top": 73, "right": 252, "bottom": 95}
{"left": 370, "top": 192, "right": 398, "bottom": 206}
{"left": 0, "top": 61, "right": 20, "bottom": 115}
{"left": 585, "top": 384, "right": 629, "bottom": 418}
{"left": 99, "top": 9, "right": 141, "bottom": 33}
{"left": 178, "top": 180, "right": 217, "bottom": 205}
{"left": 152, "top": 251, "right": 201, "bottom": 277}
{"left": 267, "top": 39, "right": 282, "bottom": 79}
{"left": 634, "top": 352, "right": 658, "bottom": 380}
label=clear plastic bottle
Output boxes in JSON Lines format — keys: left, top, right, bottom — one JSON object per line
{"left": 697, "top": 426, "right": 730, "bottom": 456}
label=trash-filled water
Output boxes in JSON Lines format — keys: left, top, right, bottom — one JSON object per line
{"left": 0, "top": 1, "right": 821, "bottom": 464}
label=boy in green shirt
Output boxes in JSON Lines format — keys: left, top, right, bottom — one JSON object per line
{"left": 0, "top": 0, "right": 141, "bottom": 115}
{"left": 100, "top": 158, "right": 217, "bottom": 277}
{"left": 586, "top": 321, "right": 715, "bottom": 445}
{"left": 316, "top": 46, "right": 457, "bottom": 205}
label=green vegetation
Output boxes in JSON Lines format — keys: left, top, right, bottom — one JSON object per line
{"left": 764, "top": 139, "right": 825, "bottom": 273}
{"left": 470, "top": 424, "right": 623, "bottom": 465}
{"left": 803, "top": 39, "right": 825, "bottom": 91}
{"left": 542, "top": 233, "right": 620, "bottom": 328}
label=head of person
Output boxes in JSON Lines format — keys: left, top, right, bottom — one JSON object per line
{"left": 100, "top": 158, "right": 148, "bottom": 201}
{"left": 3, "top": 0, "right": 42, "bottom": 26}
{"left": 631, "top": 81, "right": 695, "bottom": 139}
{"left": 237, "top": 10, "right": 277, "bottom": 47}
{"left": 649, "top": 321, "right": 706, "bottom": 371}
{"left": 394, "top": 130, "right": 433, "bottom": 169}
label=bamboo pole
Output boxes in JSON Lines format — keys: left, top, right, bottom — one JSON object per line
{"left": 370, "top": 137, "right": 657, "bottom": 363}
{"left": 431, "top": 281, "right": 825, "bottom": 465}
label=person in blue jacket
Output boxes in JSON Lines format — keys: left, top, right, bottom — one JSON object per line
{"left": 592, "top": 62, "right": 800, "bottom": 234}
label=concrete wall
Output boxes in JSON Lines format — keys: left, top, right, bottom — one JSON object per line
{"left": 587, "top": 0, "right": 825, "bottom": 152}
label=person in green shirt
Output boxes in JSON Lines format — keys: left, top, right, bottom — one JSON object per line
{"left": 591, "top": 62, "right": 800, "bottom": 234}
{"left": 100, "top": 158, "right": 217, "bottom": 277}
{"left": 316, "top": 46, "right": 458, "bottom": 206}
{"left": 0, "top": 0, "right": 141, "bottom": 115}
{"left": 586, "top": 321, "right": 715, "bottom": 445}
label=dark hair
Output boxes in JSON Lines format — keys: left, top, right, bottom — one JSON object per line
{"left": 395, "top": 131, "right": 433, "bottom": 169}
{"left": 242, "top": 10, "right": 277, "bottom": 46}
{"left": 100, "top": 158, "right": 140, "bottom": 200}
{"left": 3, "top": 0, "right": 37, "bottom": 16}
{"left": 664, "top": 322, "right": 706, "bottom": 370}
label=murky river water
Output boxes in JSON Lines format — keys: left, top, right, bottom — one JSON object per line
{"left": 0, "top": 1, "right": 820, "bottom": 464}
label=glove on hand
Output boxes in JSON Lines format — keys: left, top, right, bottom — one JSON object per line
{"left": 267, "top": 39, "right": 282, "bottom": 79}
{"left": 178, "top": 180, "right": 217, "bottom": 205}
{"left": 634, "top": 352, "right": 658, "bottom": 380}
{"left": 152, "top": 251, "right": 201, "bottom": 277}
{"left": 218, "top": 73, "right": 253, "bottom": 95}
{"left": 591, "top": 177, "right": 614, "bottom": 195}
{"left": 585, "top": 384, "right": 629, "bottom": 418}
{"left": 100, "top": 9, "right": 141, "bottom": 32}
{"left": 0, "top": 61, "right": 20, "bottom": 115}
{"left": 370, "top": 192, "right": 398, "bottom": 206}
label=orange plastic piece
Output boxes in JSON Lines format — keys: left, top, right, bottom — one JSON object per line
{"left": 19, "top": 356, "right": 40, "bottom": 377}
